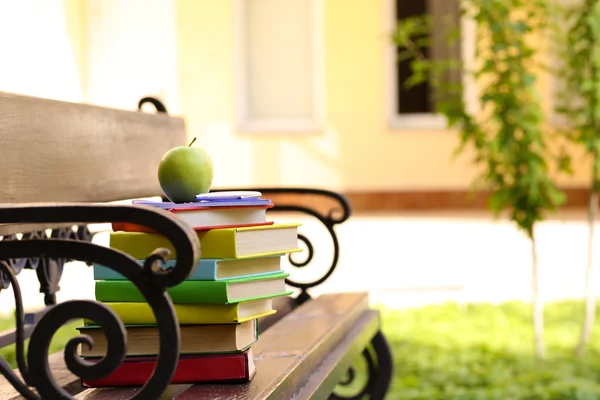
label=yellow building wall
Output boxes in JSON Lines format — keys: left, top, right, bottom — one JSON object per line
{"left": 63, "top": 0, "right": 87, "bottom": 99}
{"left": 175, "top": 0, "right": 592, "bottom": 191}
{"left": 64, "top": 0, "right": 591, "bottom": 192}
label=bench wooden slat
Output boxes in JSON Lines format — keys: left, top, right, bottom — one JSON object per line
{"left": 0, "top": 352, "right": 82, "bottom": 400}
{"left": 256, "top": 296, "right": 296, "bottom": 333}
{"left": 291, "top": 310, "right": 380, "bottom": 399}
{"left": 74, "top": 383, "right": 193, "bottom": 400}
{"left": 175, "top": 293, "right": 371, "bottom": 400}
{"left": 0, "top": 91, "right": 186, "bottom": 204}
{"left": 75, "top": 293, "right": 371, "bottom": 400}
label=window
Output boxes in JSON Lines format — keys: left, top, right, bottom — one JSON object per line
{"left": 386, "top": 0, "right": 476, "bottom": 130}
{"left": 235, "top": 0, "right": 324, "bottom": 133}
{"left": 396, "top": 0, "right": 434, "bottom": 115}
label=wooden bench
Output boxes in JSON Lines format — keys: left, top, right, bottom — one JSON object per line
{"left": 0, "top": 92, "right": 393, "bottom": 399}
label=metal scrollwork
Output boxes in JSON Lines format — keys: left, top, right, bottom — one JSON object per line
{"left": 330, "top": 332, "right": 394, "bottom": 400}
{"left": 330, "top": 347, "right": 376, "bottom": 400}
{"left": 138, "top": 96, "right": 168, "bottom": 114}
{"left": 22, "top": 230, "right": 46, "bottom": 271}
{"left": 0, "top": 225, "right": 96, "bottom": 305}
{"left": 2, "top": 234, "right": 27, "bottom": 276}
{"left": 216, "top": 188, "right": 351, "bottom": 301}
{"left": 0, "top": 204, "right": 200, "bottom": 400}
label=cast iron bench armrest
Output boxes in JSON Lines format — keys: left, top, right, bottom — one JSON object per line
{"left": 213, "top": 187, "right": 351, "bottom": 304}
{"left": 0, "top": 203, "right": 200, "bottom": 400}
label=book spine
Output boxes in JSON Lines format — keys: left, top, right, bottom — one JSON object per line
{"left": 198, "top": 229, "right": 237, "bottom": 258}
{"left": 109, "top": 233, "right": 176, "bottom": 259}
{"left": 83, "top": 302, "right": 246, "bottom": 325}
{"left": 109, "top": 230, "right": 238, "bottom": 259}
{"left": 94, "top": 261, "right": 286, "bottom": 282}
{"left": 111, "top": 221, "right": 274, "bottom": 233}
{"left": 93, "top": 260, "right": 218, "bottom": 281}
{"left": 95, "top": 280, "right": 229, "bottom": 304}
{"left": 81, "top": 353, "right": 251, "bottom": 387}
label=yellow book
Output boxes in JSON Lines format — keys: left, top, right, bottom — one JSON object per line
{"left": 109, "top": 223, "right": 302, "bottom": 260}
{"left": 85, "top": 298, "right": 276, "bottom": 325}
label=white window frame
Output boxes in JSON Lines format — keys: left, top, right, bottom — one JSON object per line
{"left": 233, "top": 0, "right": 325, "bottom": 134}
{"left": 384, "top": 0, "right": 478, "bottom": 131}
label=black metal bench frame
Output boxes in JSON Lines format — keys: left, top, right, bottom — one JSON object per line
{"left": 0, "top": 96, "right": 393, "bottom": 400}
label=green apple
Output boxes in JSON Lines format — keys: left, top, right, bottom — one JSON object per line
{"left": 158, "top": 138, "right": 214, "bottom": 203}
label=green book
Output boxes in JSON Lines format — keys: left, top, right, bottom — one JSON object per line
{"left": 95, "top": 271, "right": 291, "bottom": 304}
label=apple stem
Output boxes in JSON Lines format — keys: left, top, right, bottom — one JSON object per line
{"left": 188, "top": 137, "right": 197, "bottom": 147}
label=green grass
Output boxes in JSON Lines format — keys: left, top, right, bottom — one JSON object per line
{"left": 0, "top": 316, "right": 81, "bottom": 369}
{"left": 3, "top": 301, "right": 600, "bottom": 399}
{"left": 380, "top": 301, "right": 600, "bottom": 400}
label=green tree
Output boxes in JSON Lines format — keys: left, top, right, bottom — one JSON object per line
{"left": 552, "top": 0, "right": 600, "bottom": 357}
{"left": 393, "top": 0, "right": 566, "bottom": 359}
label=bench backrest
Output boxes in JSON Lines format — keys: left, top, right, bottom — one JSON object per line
{"left": 0, "top": 92, "right": 186, "bottom": 203}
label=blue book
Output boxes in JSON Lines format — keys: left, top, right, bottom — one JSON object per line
{"left": 93, "top": 255, "right": 283, "bottom": 281}
{"left": 132, "top": 198, "right": 272, "bottom": 210}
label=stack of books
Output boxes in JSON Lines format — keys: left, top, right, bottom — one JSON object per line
{"left": 78, "top": 192, "right": 301, "bottom": 387}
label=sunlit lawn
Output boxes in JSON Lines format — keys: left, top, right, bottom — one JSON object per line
{"left": 380, "top": 301, "right": 600, "bottom": 399}
{"left": 0, "top": 316, "right": 80, "bottom": 370}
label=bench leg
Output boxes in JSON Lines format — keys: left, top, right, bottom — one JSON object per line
{"left": 369, "top": 331, "right": 394, "bottom": 400}
{"left": 36, "top": 258, "right": 62, "bottom": 305}
{"left": 35, "top": 226, "right": 94, "bottom": 305}
{"left": 329, "top": 331, "right": 393, "bottom": 400}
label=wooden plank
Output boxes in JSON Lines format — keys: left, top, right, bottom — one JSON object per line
{"left": 258, "top": 296, "right": 296, "bottom": 333}
{"left": 0, "top": 91, "right": 186, "bottom": 203}
{"left": 176, "top": 293, "right": 369, "bottom": 400}
{"left": 75, "top": 387, "right": 139, "bottom": 399}
{"left": 75, "top": 293, "right": 370, "bottom": 400}
{"left": 0, "top": 351, "right": 83, "bottom": 399}
{"left": 291, "top": 310, "right": 380, "bottom": 399}
{"left": 74, "top": 383, "right": 193, "bottom": 400}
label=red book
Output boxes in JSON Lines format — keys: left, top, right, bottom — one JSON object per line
{"left": 112, "top": 204, "right": 274, "bottom": 232}
{"left": 81, "top": 349, "right": 255, "bottom": 387}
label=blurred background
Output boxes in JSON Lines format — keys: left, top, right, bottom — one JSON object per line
{"left": 0, "top": 0, "right": 591, "bottom": 191}
{"left": 3, "top": 0, "right": 596, "bottom": 313}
